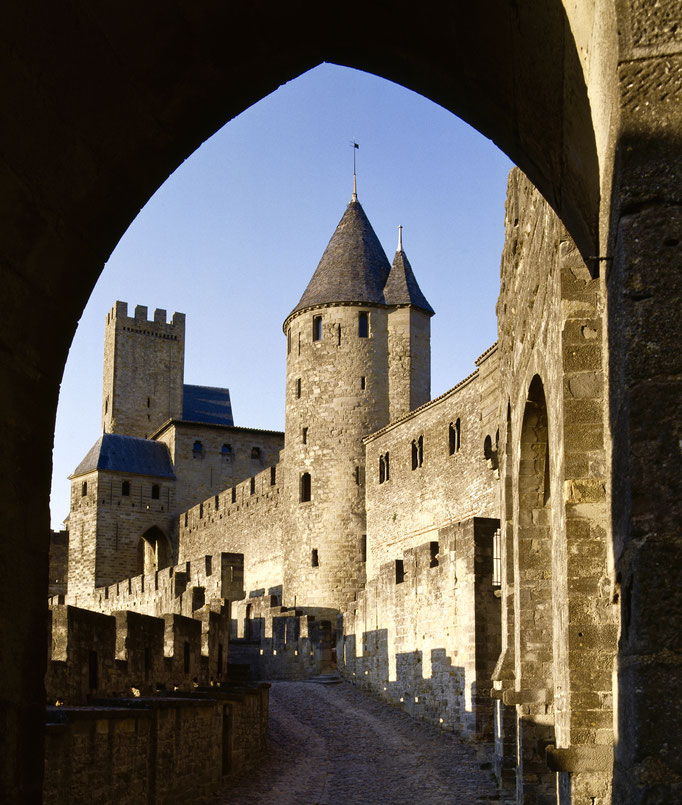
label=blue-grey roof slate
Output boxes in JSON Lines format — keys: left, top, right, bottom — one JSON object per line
{"left": 71, "top": 434, "right": 175, "bottom": 479}
{"left": 287, "top": 200, "right": 391, "bottom": 320}
{"left": 182, "top": 384, "right": 233, "bottom": 426}
{"left": 384, "top": 249, "right": 435, "bottom": 315}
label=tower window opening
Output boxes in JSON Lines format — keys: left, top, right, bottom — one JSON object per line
{"left": 358, "top": 311, "right": 369, "bottom": 338}
{"left": 122, "top": 480, "right": 130, "bottom": 497}
{"left": 312, "top": 315, "right": 322, "bottom": 341}
{"left": 429, "top": 541, "right": 439, "bottom": 568}
{"left": 251, "top": 446, "right": 261, "bottom": 460}
{"left": 287, "top": 328, "right": 291, "bottom": 354}
{"left": 379, "top": 455, "right": 386, "bottom": 484}
{"left": 199, "top": 502, "right": 204, "bottom": 519}
{"left": 361, "top": 534, "right": 367, "bottom": 563}
{"left": 302, "top": 427, "right": 308, "bottom": 444}
{"left": 449, "top": 419, "right": 461, "bottom": 454}
{"left": 384, "top": 452, "right": 390, "bottom": 481}
{"left": 184, "top": 512, "right": 188, "bottom": 527}
{"left": 296, "top": 378, "right": 301, "bottom": 398}
{"left": 104, "top": 397, "right": 108, "bottom": 414}
{"left": 231, "top": 488, "right": 236, "bottom": 504}
{"left": 270, "top": 466, "right": 276, "bottom": 486}
{"left": 221, "top": 443, "right": 232, "bottom": 458}
{"left": 355, "top": 465, "right": 360, "bottom": 485}
{"left": 300, "top": 472, "right": 311, "bottom": 503}
{"left": 493, "top": 529, "right": 502, "bottom": 587}
{"left": 338, "top": 324, "right": 341, "bottom": 345}
{"left": 192, "top": 440, "right": 203, "bottom": 457}
{"left": 360, "top": 376, "right": 366, "bottom": 390}
{"left": 146, "top": 397, "right": 151, "bottom": 408}
{"left": 250, "top": 477, "right": 256, "bottom": 495}
{"left": 215, "top": 495, "right": 220, "bottom": 510}
{"left": 81, "top": 481, "right": 88, "bottom": 497}
{"left": 151, "top": 484, "right": 160, "bottom": 500}
{"left": 395, "top": 559, "right": 405, "bottom": 584}
{"left": 311, "top": 548, "right": 319, "bottom": 567}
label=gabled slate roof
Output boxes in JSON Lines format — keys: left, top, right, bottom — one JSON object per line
{"left": 71, "top": 433, "right": 175, "bottom": 479}
{"left": 383, "top": 248, "right": 434, "bottom": 315}
{"left": 182, "top": 384, "right": 233, "bottom": 426}
{"left": 286, "top": 200, "right": 391, "bottom": 321}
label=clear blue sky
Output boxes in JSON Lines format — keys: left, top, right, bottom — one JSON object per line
{"left": 50, "top": 63, "right": 513, "bottom": 528}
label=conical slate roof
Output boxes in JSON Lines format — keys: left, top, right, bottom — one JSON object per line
{"left": 287, "top": 200, "right": 391, "bottom": 321}
{"left": 384, "top": 248, "right": 435, "bottom": 315}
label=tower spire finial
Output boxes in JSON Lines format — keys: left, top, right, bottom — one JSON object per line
{"left": 351, "top": 141, "right": 359, "bottom": 201}
{"left": 398, "top": 224, "right": 403, "bottom": 251}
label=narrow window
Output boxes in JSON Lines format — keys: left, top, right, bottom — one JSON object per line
{"left": 81, "top": 481, "right": 88, "bottom": 496}
{"left": 300, "top": 472, "right": 311, "bottom": 502}
{"left": 147, "top": 397, "right": 151, "bottom": 408}
{"left": 379, "top": 455, "right": 386, "bottom": 484}
{"left": 122, "top": 480, "right": 130, "bottom": 496}
{"left": 193, "top": 440, "right": 203, "bottom": 457}
{"left": 231, "top": 488, "right": 236, "bottom": 504}
{"left": 395, "top": 559, "right": 405, "bottom": 584}
{"left": 411, "top": 440, "right": 419, "bottom": 470}
{"left": 302, "top": 427, "right": 308, "bottom": 444}
{"left": 250, "top": 477, "right": 255, "bottom": 495}
{"left": 358, "top": 311, "right": 369, "bottom": 338}
{"left": 492, "top": 529, "right": 502, "bottom": 588}
{"left": 88, "top": 651, "right": 98, "bottom": 690}
{"left": 298, "top": 332, "right": 301, "bottom": 355}
{"left": 287, "top": 328, "right": 291, "bottom": 354}
{"left": 183, "top": 641, "right": 190, "bottom": 674}
{"left": 429, "top": 541, "right": 439, "bottom": 568}
{"left": 360, "top": 376, "right": 366, "bottom": 390}
{"left": 418, "top": 435, "right": 424, "bottom": 467}
{"left": 312, "top": 315, "right": 322, "bottom": 341}
{"left": 251, "top": 446, "right": 261, "bottom": 460}
{"left": 151, "top": 484, "right": 160, "bottom": 500}
{"left": 385, "top": 452, "right": 390, "bottom": 481}
{"left": 205, "top": 555, "right": 212, "bottom": 575}
{"left": 311, "top": 548, "right": 319, "bottom": 567}
{"left": 104, "top": 397, "right": 108, "bottom": 414}
{"left": 184, "top": 512, "right": 188, "bottom": 527}
{"left": 361, "top": 534, "right": 367, "bottom": 563}
{"left": 270, "top": 466, "right": 276, "bottom": 486}
{"left": 221, "top": 443, "right": 232, "bottom": 458}
{"left": 454, "top": 418, "right": 462, "bottom": 452}
{"left": 199, "top": 502, "right": 204, "bottom": 518}
{"left": 337, "top": 324, "right": 342, "bottom": 346}
{"left": 296, "top": 378, "right": 301, "bottom": 399}
{"left": 215, "top": 494, "right": 220, "bottom": 510}
{"left": 355, "top": 465, "right": 360, "bottom": 486}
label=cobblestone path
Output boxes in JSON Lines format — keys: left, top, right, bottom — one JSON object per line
{"left": 219, "top": 680, "right": 502, "bottom": 805}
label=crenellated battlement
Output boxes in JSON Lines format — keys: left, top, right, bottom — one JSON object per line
{"left": 107, "top": 300, "right": 186, "bottom": 336}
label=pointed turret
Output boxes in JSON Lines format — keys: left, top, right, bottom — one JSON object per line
{"left": 285, "top": 199, "right": 390, "bottom": 325}
{"left": 383, "top": 227, "right": 434, "bottom": 315}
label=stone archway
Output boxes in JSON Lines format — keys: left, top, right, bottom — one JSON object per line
{"left": 2, "top": 2, "right": 680, "bottom": 801}
{"left": 136, "top": 526, "right": 172, "bottom": 576}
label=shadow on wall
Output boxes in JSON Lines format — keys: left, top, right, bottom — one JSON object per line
{"left": 340, "top": 629, "right": 494, "bottom": 740}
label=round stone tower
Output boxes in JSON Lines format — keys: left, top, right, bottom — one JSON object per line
{"left": 281, "top": 189, "right": 434, "bottom": 612}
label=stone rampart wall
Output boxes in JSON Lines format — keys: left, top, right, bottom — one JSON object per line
{"left": 338, "top": 517, "right": 500, "bottom": 739}
{"left": 364, "top": 367, "right": 498, "bottom": 578}
{"left": 44, "top": 685, "right": 269, "bottom": 804}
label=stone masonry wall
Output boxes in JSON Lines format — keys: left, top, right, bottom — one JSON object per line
{"left": 387, "top": 307, "right": 431, "bottom": 420}
{"left": 178, "top": 463, "right": 287, "bottom": 598}
{"left": 67, "top": 470, "right": 176, "bottom": 606}
{"left": 155, "top": 421, "right": 283, "bottom": 518}
{"left": 338, "top": 517, "right": 500, "bottom": 739}
{"left": 364, "top": 363, "right": 498, "bottom": 579}
{"left": 102, "top": 301, "right": 185, "bottom": 439}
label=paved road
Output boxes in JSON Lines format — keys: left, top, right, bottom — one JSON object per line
{"left": 219, "top": 680, "right": 502, "bottom": 805}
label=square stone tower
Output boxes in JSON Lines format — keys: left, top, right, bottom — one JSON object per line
{"left": 102, "top": 301, "right": 186, "bottom": 439}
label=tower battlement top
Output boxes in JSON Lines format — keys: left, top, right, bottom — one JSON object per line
{"left": 107, "top": 301, "right": 185, "bottom": 332}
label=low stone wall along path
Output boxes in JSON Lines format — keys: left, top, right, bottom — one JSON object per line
{"left": 219, "top": 680, "right": 502, "bottom": 804}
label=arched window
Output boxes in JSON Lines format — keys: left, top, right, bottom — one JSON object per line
{"left": 311, "top": 548, "right": 319, "bottom": 567}
{"left": 121, "top": 480, "right": 130, "bottom": 496}
{"left": 411, "top": 440, "right": 419, "bottom": 470}
{"left": 81, "top": 481, "right": 87, "bottom": 496}
{"left": 449, "top": 418, "right": 461, "bottom": 454}
{"left": 192, "top": 440, "right": 203, "bottom": 457}
{"left": 312, "top": 315, "right": 322, "bottom": 341}
{"left": 151, "top": 484, "right": 160, "bottom": 500}
{"left": 358, "top": 311, "right": 369, "bottom": 338}
{"left": 379, "top": 455, "right": 386, "bottom": 484}
{"left": 300, "top": 472, "right": 311, "bottom": 502}
{"left": 221, "top": 443, "right": 232, "bottom": 458}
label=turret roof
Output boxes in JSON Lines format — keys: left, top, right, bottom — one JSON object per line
{"left": 71, "top": 433, "right": 175, "bottom": 479}
{"left": 286, "top": 200, "right": 391, "bottom": 321}
{"left": 384, "top": 247, "right": 434, "bottom": 315}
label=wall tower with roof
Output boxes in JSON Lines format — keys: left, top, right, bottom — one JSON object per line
{"left": 102, "top": 301, "right": 186, "bottom": 439}
{"left": 280, "top": 191, "right": 434, "bottom": 611}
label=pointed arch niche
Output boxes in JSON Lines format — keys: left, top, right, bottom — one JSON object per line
{"left": 136, "top": 526, "right": 172, "bottom": 576}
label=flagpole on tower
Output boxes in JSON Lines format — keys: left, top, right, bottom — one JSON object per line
{"left": 351, "top": 141, "right": 359, "bottom": 201}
